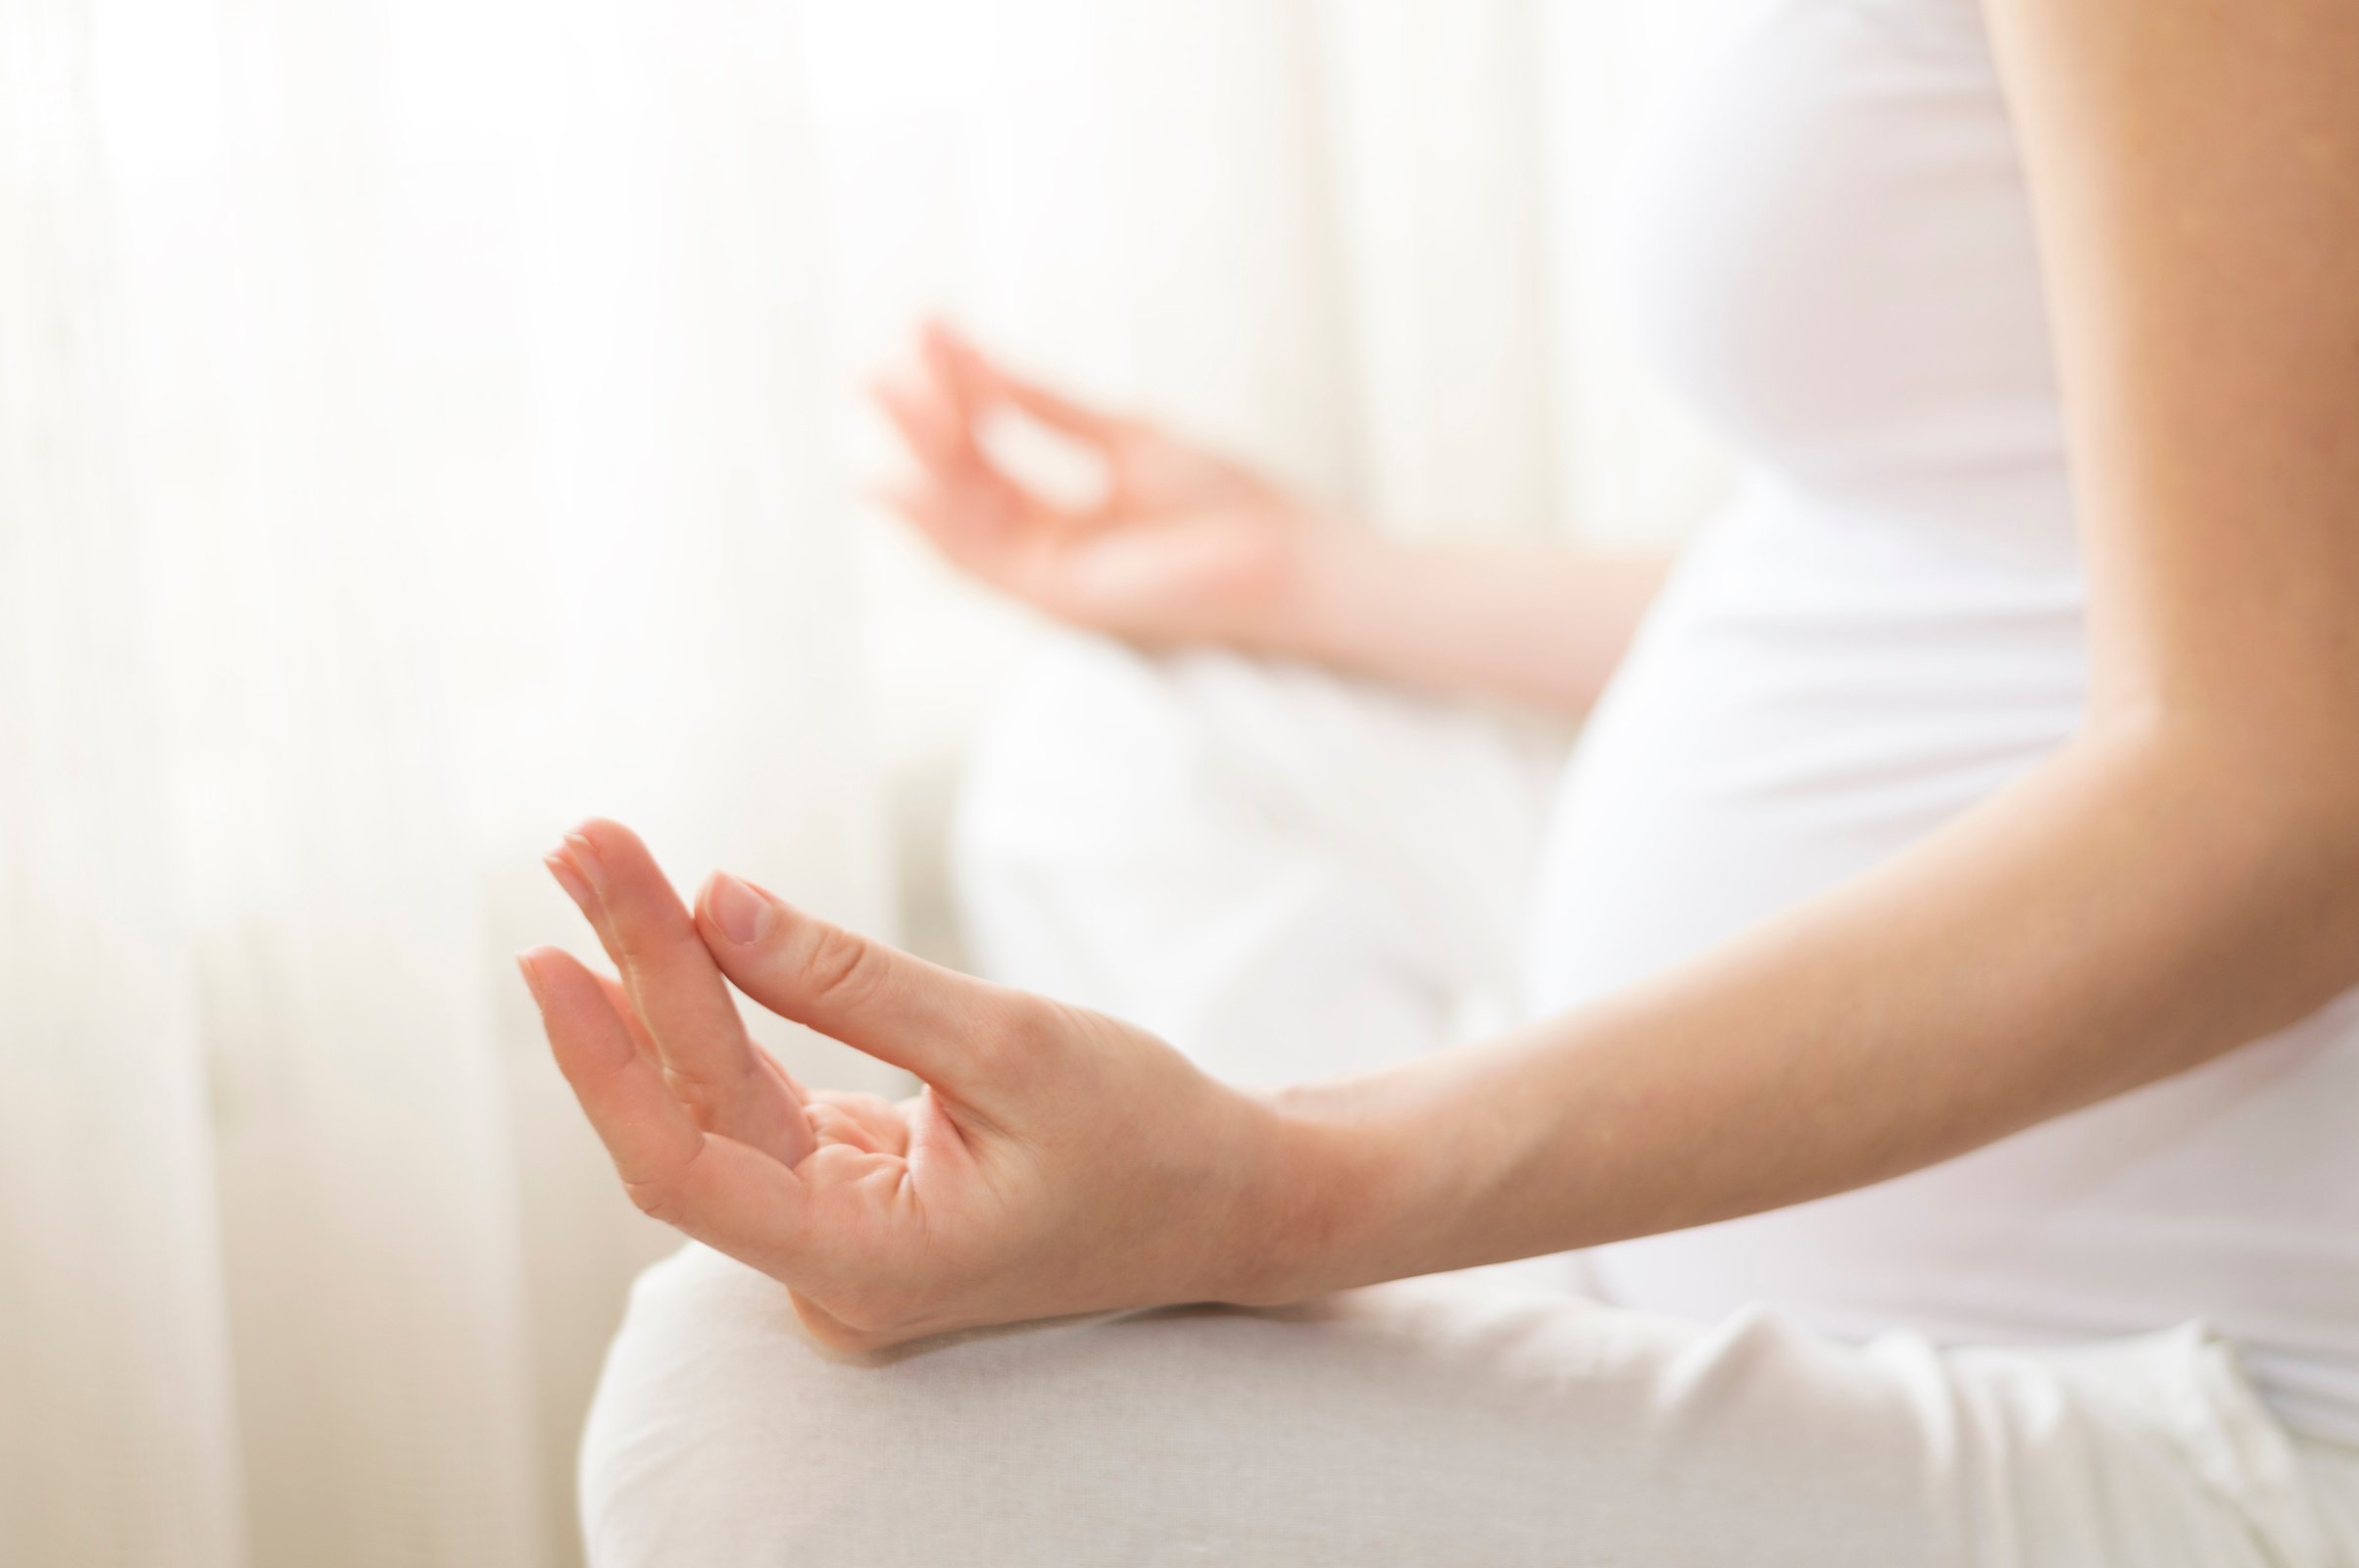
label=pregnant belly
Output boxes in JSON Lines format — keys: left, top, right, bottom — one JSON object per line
{"left": 1521, "top": 490, "right": 2359, "bottom": 1437}
{"left": 1524, "top": 482, "right": 2088, "bottom": 1021}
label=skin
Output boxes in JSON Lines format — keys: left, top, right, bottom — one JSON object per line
{"left": 521, "top": 0, "right": 2359, "bottom": 1351}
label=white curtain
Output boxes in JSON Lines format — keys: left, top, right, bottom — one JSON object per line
{"left": 0, "top": 2, "right": 1724, "bottom": 1564}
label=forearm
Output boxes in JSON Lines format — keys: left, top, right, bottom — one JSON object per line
{"left": 1260, "top": 529, "right": 1675, "bottom": 715}
{"left": 1254, "top": 715, "right": 2359, "bottom": 1298}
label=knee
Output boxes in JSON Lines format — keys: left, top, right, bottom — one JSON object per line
{"left": 578, "top": 1247, "right": 882, "bottom": 1565}
{"left": 584, "top": 1246, "right": 1198, "bottom": 1567}
{"left": 581, "top": 1247, "right": 1164, "bottom": 1566}
{"left": 578, "top": 1259, "right": 1609, "bottom": 1567}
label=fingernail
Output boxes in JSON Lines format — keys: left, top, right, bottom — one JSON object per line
{"left": 707, "top": 872, "right": 773, "bottom": 946}
{"left": 515, "top": 953, "right": 548, "bottom": 1011}
{"left": 544, "top": 851, "right": 595, "bottom": 915}
{"left": 562, "top": 829, "right": 607, "bottom": 892}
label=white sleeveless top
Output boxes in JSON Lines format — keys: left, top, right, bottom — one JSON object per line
{"left": 1523, "top": 0, "right": 2359, "bottom": 1444}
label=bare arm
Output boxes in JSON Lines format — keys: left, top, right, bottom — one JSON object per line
{"left": 1282, "top": 532, "right": 1672, "bottom": 713}
{"left": 1260, "top": 0, "right": 2359, "bottom": 1293}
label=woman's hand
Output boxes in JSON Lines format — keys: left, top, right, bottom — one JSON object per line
{"left": 872, "top": 320, "right": 1346, "bottom": 650}
{"left": 521, "top": 818, "right": 1308, "bottom": 1351}
{"left": 874, "top": 318, "right": 1673, "bottom": 712}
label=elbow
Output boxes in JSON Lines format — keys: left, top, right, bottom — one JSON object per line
{"left": 2235, "top": 735, "right": 2359, "bottom": 894}
{"left": 2165, "top": 720, "right": 2359, "bottom": 1018}
{"left": 2116, "top": 693, "right": 2359, "bottom": 874}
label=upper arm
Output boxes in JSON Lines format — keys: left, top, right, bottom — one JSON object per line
{"left": 1985, "top": 0, "right": 2359, "bottom": 770}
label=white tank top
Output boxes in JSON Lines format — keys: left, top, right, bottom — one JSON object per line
{"left": 1524, "top": 0, "right": 2359, "bottom": 1444}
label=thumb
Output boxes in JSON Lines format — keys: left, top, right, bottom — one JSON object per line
{"left": 931, "top": 320, "right": 1122, "bottom": 449}
{"left": 695, "top": 871, "right": 1034, "bottom": 1098}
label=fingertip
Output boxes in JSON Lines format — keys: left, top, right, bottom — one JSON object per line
{"left": 565, "top": 820, "right": 698, "bottom": 932}
{"left": 566, "top": 815, "right": 641, "bottom": 866}
{"left": 865, "top": 474, "right": 925, "bottom": 517}
{"left": 520, "top": 941, "right": 584, "bottom": 977}
{"left": 920, "top": 313, "right": 970, "bottom": 359}
{"left": 919, "top": 318, "right": 963, "bottom": 371}
{"left": 698, "top": 869, "right": 782, "bottom": 948}
{"left": 692, "top": 876, "right": 818, "bottom": 978}
{"left": 519, "top": 945, "right": 609, "bottom": 1019}
{"left": 518, "top": 948, "right": 597, "bottom": 1041}
{"left": 557, "top": 822, "right": 619, "bottom": 900}
{"left": 516, "top": 949, "right": 550, "bottom": 1010}
{"left": 543, "top": 849, "right": 595, "bottom": 913}
{"left": 525, "top": 947, "right": 642, "bottom": 1076}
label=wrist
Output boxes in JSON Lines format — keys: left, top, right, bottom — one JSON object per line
{"left": 1241, "top": 516, "right": 1405, "bottom": 669}
{"left": 1223, "top": 1073, "right": 1438, "bottom": 1305}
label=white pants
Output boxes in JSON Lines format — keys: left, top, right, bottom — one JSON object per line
{"left": 582, "top": 638, "right": 2359, "bottom": 1567}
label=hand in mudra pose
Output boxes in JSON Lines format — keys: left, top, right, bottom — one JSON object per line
{"left": 871, "top": 319, "right": 1341, "bottom": 650}
{"left": 521, "top": 818, "right": 1302, "bottom": 1352}
{"left": 869, "top": 319, "right": 1672, "bottom": 711}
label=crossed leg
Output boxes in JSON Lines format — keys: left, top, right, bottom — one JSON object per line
{"left": 580, "top": 1243, "right": 2308, "bottom": 1567}
{"left": 951, "top": 634, "right": 1563, "bottom": 1085}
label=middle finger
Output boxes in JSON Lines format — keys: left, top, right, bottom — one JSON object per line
{"left": 552, "top": 818, "right": 817, "bottom": 1168}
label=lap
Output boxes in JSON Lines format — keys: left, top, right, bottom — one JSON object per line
{"left": 616, "top": 645, "right": 2334, "bottom": 1562}
{"left": 579, "top": 1246, "right": 2302, "bottom": 1568}
{"left": 951, "top": 635, "right": 1561, "bottom": 1084}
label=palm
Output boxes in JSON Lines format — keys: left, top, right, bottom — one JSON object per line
{"left": 875, "top": 322, "right": 1311, "bottom": 644}
{"left": 773, "top": 1085, "right": 997, "bottom": 1343}
{"left": 767, "top": 1012, "right": 1194, "bottom": 1344}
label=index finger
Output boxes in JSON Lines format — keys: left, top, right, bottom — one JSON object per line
{"left": 933, "top": 321, "right": 1121, "bottom": 449}
{"left": 520, "top": 946, "right": 812, "bottom": 1278}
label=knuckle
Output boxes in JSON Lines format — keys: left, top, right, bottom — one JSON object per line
{"left": 800, "top": 922, "right": 886, "bottom": 1009}
{"left": 663, "top": 1056, "right": 756, "bottom": 1104}
{"left": 967, "top": 989, "right": 1047, "bottom": 1068}
{"left": 620, "top": 1142, "right": 707, "bottom": 1230}
{"left": 623, "top": 1177, "right": 683, "bottom": 1226}
{"left": 610, "top": 916, "right": 688, "bottom": 980}
{"left": 801, "top": 1100, "right": 868, "bottom": 1152}
{"left": 614, "top": 906, "right": 688, "bottom": 966}
{"left": 608, "top": 922, "right": 653, "bottom": 968}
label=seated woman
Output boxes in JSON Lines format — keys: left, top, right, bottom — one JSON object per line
{"left": 516, "top": 0, "right": 2359, "bottom": 1561}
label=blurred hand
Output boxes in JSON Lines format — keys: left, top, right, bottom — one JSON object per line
{"left": 523, "top": 818, "right": 1301, "bottom": 1351}
{"left": 872, "top": 320, "right": 1343, "bottom": 648}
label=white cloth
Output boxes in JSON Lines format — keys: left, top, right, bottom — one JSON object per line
{"left": 1522, "top": 0, "right": 2359, "bottom": 1446}
{"left": 952, "top": 636, "right": 1563, "bottom": 1088}
{"left": 583, "top": 1243, "right": 2359, "bottom": 1568}
{"left": 568, "top": 640, "right": 2359, "bottom": 1565}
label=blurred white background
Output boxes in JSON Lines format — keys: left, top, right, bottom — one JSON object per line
{"left": 0, "top": 1, "right": 1724, "bottom": 1563}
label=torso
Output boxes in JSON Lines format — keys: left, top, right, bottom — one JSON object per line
{"left": 1523, "top": 0, "right": 2359, "bottom": 1444}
